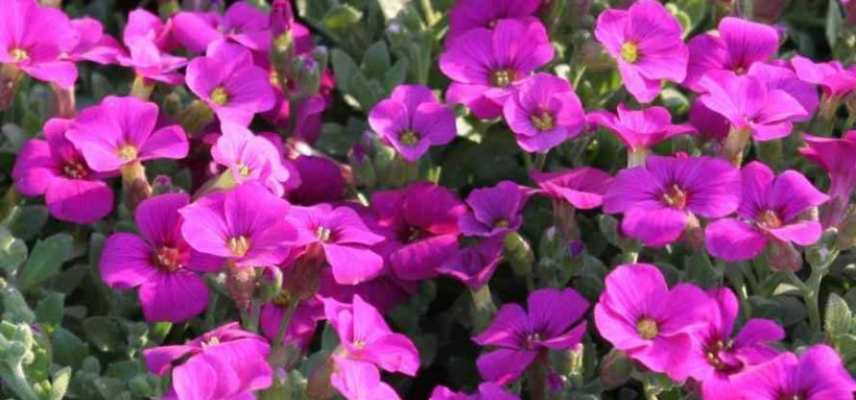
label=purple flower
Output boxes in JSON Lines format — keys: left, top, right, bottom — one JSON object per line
{"left": 594, "top": 0, "right": 688, "bottom": 103}
{"left": 100, "top": 193, "right": 221, "bottom": 322}
{"left": 368, "top": 84, "right": 456, "bottom": 161}
{"left": 288, "top": 155, "right": 346, "bottom": 206}
{"left": 725, "top": 345, "right": 856, "bottom": 399}
{"left": 530, "top": 167, "right": 613, "bottom": 210}
{"left": 602, "top": 156, "right": 741, "bottom": 247}
{"left": 792, "top": 55, "right": 856, "bottom": 100}
{"left": 66, "top": 96, "right": 189, "bottom": 173}
{"left": 12, "top": 118, "right": 114, "bottom": 224}
{"left": 372, "top": 182, "right": 467, "bottom": 280}
{"left": 706, "top": 162, "right": 828, "bottom": 261}
{"left": 430, "top": 383, "right": 519, "bottom": 400}
{"left": 287, "top": 204, "right": 386, "bottom": 285}
{"left": 459, "top": 181, "right": 527, "bottom": 237}
{"left": 747, "top": 62, "right": 818, "bottom": 122}
{"left": 172, "top": 1, "right": 272, "bottom": 53}
{"left": 503, "top": 73, "right": 586, "bottom": 153}
{"left": 438, "top": 235, "right": 504, "bottom": 289}
{"left": 474, "top": 288, "right": 588, "bottom": 384}
{"left": 143, "top": 322, "right": 273, "bottom": 400}
{"left": 588, "top": 104, "right": 695, "bottom": 153}
{"left": 688, "top": 100, "right": 730, "bottom": 142}
{"left": 123, "top": 9, "right": 177, "bottom": 51}
{"left": 179, "top": 182, "right": 297, "bottom": 267}
{"left": 800, "top": 132, "right": 856, "bottom": 227}
{"left": 117, "top": 10, "right": 187, "bottom": 85}
{"left": 594, "top": 263, "right": 712, "bottom": 381}
{"left": 447, "top": 0, "right": 541, "bottom": 41}
{"left": 330, "top": 358, "right": 402, "bottom": 400}
{"left": 439, "top": 18, "right": 554, "bottom": 119}
{"left": 260, "top": 295, "right": 323, "bottom": 349}
{"left": 684, "top": 17, "right": 779, "bottom": 92}
{"left": 211, "top": 123, "right": 292, "bottom": 196}
{"left": 64, "top": 18, "right": 124, "bottom": 65}
{"left": 0, "top": 0, "right": 78, "bottom": 88}
{"left": 186, "top": 41, "right": 275, "bottom": 126}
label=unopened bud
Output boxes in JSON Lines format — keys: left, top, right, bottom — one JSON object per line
{"left": 766, "top": 240, "right": 803, "bottom": 272}
{"left": 177, "top": 100, "right": 215, "bottom": 135}
{"left": 504, "top": 232, "right": 534, "bottom": 277}
{"left": 281, "top": 246, "right": 323, "bottom": 302}
{"left": 257, "top": 266, "right": 284, "bottom": 303}
{"left": 600, "top": 349, "right": 634, "bottom": 390}
{"left": 225, "top": 263, "right": 259, "bottom": 310}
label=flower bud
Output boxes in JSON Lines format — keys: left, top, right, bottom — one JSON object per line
{"left": 0, "top": 65, "right": 23, "bottom": 112}
{"left": 281, "top": 246, "right": 323, "bottom": 302}
{"left": 257, "top": 266, "right": 284, "bottom": 303}
{"left": 225, "top": 263, "right": 259, "bottom": 310}
{"left": 599, "top": 349, "right": 634, "bottom": 390}
{"left": 766, "top": 240, "right": 803, "bottom": 272}
{"left": 504, "top": 232, "right": 535, "bottom": 277}
{"left": 836, "top": 208, "right": 856, "bottom": 250}
{"left": 752, "top": 0, "right": 789, "bottom": 22}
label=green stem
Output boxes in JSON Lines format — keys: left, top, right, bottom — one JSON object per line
{"left": 534, "top": 153, "right": 547, "bottom": 171}
{"left": 0, "top": 363, "right": 40, "bottom": 400}
{"left": 469, "top": 285, "right": 497, "bottom": 333}
{"left": 725, "top": 263, "right": 751, "bottom": 322}
{"left": 275, "top": 300, "right": 300, "bottom": 350}
{"left": 642, "top": 379, "right": 659, "bottom": 400}
{"left": 526, "top": 352, "right": 548, "bottom": 400}
{"left": 419, "top": 0, "right": 438, "bottom": 25}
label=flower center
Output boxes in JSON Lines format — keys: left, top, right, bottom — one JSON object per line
{"left": 353, "top": 339, "right": 366, "bottom": 349}
{"left": 202, "top": 336, "right": 221, "bottom": 347}
{"left": 758, "top": 209, "right": 782, "bottom": 229}
{"left": 272, "top": 289, "right": 291, "bottom": 306}
{"left": 620, "top": 42, "right": 639, "bottom": 63}
{"left": 62, "top": 160, "right": 89, "bottom": 179}
{"left": 316, "top": 226, "right": 332, "bottom": 242}
{"left": 117, "top": 145, "right": 139, "bottom": 161}
{"left": 524, "top": 332, "right": 542, "bottom": 350}
{"left": 237, "top": 163, "right": 251, "bottom": 177}
{"left": 494, "top": 218, "right": 510, "bottom": 228}
{"left": 404, "top": 226, "right": 426, "bottom": 243}
{"left": 661, "top": 184, "right": 688, "bottom": 209}
{"left": 10, "top": 48, "right": 28, "bottom": 62}
{"left": 777, "top": 394, "right": 804, "bottom": 400}
{"left": 636, "top": 317, "right": 659, "bottom": 340}
{"left": 704, "top": 339, "right": 738, "bottom": 371}
{"left": 530, "top": 111, "right": 555, "bottom": 131}
{"left": 490, "top": 68, "right": 515, "bottom": 88}
{"left": 152, "top": 246, "right": 183, "bottom": 272}
{"left": 399, "top": 130, "right": 420, "bottom": 146}
{"left": 227, "top": 235, "right": 251, "bottom": 257}
{"left": 210, "top": 87, "right": 229, "bottom": 106}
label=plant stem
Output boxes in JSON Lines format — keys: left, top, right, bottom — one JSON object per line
{"left": 275, "top": 300, "right": 300, "bottom": 349}
{"left": 526, "top": 352, "right": 548, "bottom": 400}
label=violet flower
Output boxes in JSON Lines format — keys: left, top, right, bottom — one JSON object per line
{"left": 503, "top": 73, "right": 586, "bottom": 153}
{"left": 800, "top": 132, "right": 856, "bottom": 227}
{"left": 287, "top": 204, "right": 387, "bottom": 285}
{"left": 100, "top": 193, "right": 222, "bottom": 322}
{"left": 594, "top": 0, "right": 688, "bottom": 103}
{"left": 64, "top": 18, "right": 124, "bottom": 65}
{"left": 439, "top": 18, "right": 554, "bottom": 119}
{"left": 12, "top": 118, "right": 114, "bottom": 224}
{"left": 688, "top": 100, "right": 730, "bottom": 143}
{"left": 593, "top": 263, "right": 712, "bottom": 381}
{"left": 368, "top": 84, "right": 457, "bottom": 161}
{"left": 372, "top": 182, "right": 467, "bottom": 280}
{"left": 186, "top": 41, "right": 275, "bottom": 126}
{"left": 684, "top": 17, "right": 779, "bottom": 92}
{"left": 588, "top": 104, "right": 695, "bottom": 161}
{"left": 747, "top": 62, "right": 818, "bottom": 122}
{"left": 602, "top": 155, "right": 741, "bottom": 247}
{"left": 438, "top": 235, "right": 504, "bottom": 290}
{"left": 143, "top": 322, "right": 273, "bottom": 399}
{"left": 331, "top": 358, "right": 402, "bottom": 400}
{"left": 706, "top": 161, "right": 828, "bottom": 262}
{"left": 791, "top": 55, "right": 856, "bottom": 100}
{"left": 179, "top": 182, "right": 297, "bottom": 267}
{"left": 260, "top": 295, "right": 323, "bottom": 349}
{"left": 473, "top": 288, "right": 589, "bottom": 384}
{"left": 430, "top": 383, "right": 519, "bottom": 400}
{"left": 0, "top": 0, "right": 78, "bottom": 88}
{"left": 211, "top": 123, "right": 292, "bottom": 196}
{"left": 123, "top": 9, "right": 177, "bottom": 51}
{"left": 459, "top": 180, "right": 527, "bottom": 237}
{"left": 447, "top": 0, "right": 541, "bottom": 41}
{"left": 66, "top": 96, "right": 188, "bottom": 173}
{"left": 117, "top": 10, "right": 187, "bottom": 85}
{"left": 288, "top": 155, "right": 346, "bottom": 206}
{"left": 530, "top": 167, "right": 613, "bottom": 210}
{"left": 172, "top": 1, "right": 272, "bottom": 53}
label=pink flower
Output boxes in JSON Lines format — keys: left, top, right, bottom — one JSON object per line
{"left": 503, "top": 73, "right": 586, "bottom": 153}
{"left": 260, "top": 295, "right": 323, "bottom": 349}
{"left": 706, "top": 161, "right": 828, "bottom": 261}
{"left": 117, "top": 10, "right": 187, "bottom": 85}
{"left": 172, "top": 1, "right": 272, "bottom": 53}
{"left": 211, "top": 123, "right": 292, "bottom": 196}
{"left": 474, "top": 288, "right": 589, "bottom": 384}
{"left": 143, "top": 322, "right": 273, "bottom": 400}
{"left": 800, "top": 132, "right": 856, "bottom": 227}
{"left": 430, "top": 383, "right": 519, "bottom": 400}
{"left": 530, "top": 167, "right": 613, "bottom": 210}
{"left": 791, "top": 55, "right": 856, "bottom": 100}
{"left": 65, "top": 96, "right": 188, "bottom": 173}
{"left": 368, "top": 84, "right": 456, "bottom": 161}
{"left": 330, "top": 358, "right": 402, "bottom": 400}
{"left": 186, "top": 41, "right": 275, "bottom": 126}
{"left": 100, "top": 193, "right": 222, "bottom": 322}
{"left": 288, "top": 155, "right": 346, "bottom": 206}
{"left": 0, "top": 0, "right": 78, "bottom": 88}
{"left": 439, "top": 18, "right": 554, "bottom": 119}
{"left": 179, "top": 182, "right": 298, "bottom": 267}
{"left": 594, "top": 263, "right": 712, "bottom": 381}
{"left": 688, "top": 100, "right": 730, "bottom": 142}
{"left": 438, "top": 235, "right": 504, "bottom": 289}
{"left": 602, "top": 156, "right": 741, "bottom": 247}
{"left": 588, "top": 104, "right": 695, "bottom": 153}
{"left": 12, "top": 118, "right": 114, "bottom": 224}
{"left": 459, "top": 180, "right": 527, "bottom": 237}
{"left": 594, "top": 0, "right": 688, "bottom": 103}
{"left": 64, "top": 18, "right": 124, "bottom": 65}
{"left": 447, "top": 0, "right": 541, "bottom": 41}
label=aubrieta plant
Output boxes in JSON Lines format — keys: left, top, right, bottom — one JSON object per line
{"left": 7, "top": 0, "right": 856, "bottom": 399}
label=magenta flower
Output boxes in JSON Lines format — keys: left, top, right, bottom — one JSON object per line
{"left": 260, "top": 295, "right": 323, "bottom": 349}
{"left": 372, "top": 182, "right": 467, "bottom": 280}
{"left": 684, "top": 17, "right": 779, "bottom": 92}
{"left": 100, "top": 193, "right": 222, "bottom": 322}
{"left": 801, "top": 132, "right": 856, "bottom": 227}
{"left": 287, "top": 204, "right": 386, "bottom": 285}
{"left": 706, "top": 162, "right": 828, "bottom": 261}
{"left": 172, "top": 1, "right": 272, "bottom": 53}
{"left": 698, "top": 71, "right": 808, "bottom": 141}
{"left": 602, "top": 156, "right": 741, "bottom": 247}
{"left": 0, "top": 0, "right": 78, "bottom": 88}
{"left": 65, "top": 96, "right": 189, "bottom": 173}
{"left": 331, "top": 358, "right": 402, "bottom": 400}
{"left": 503, "top": 73, "right": 586, "bottom": 153}
{"left": 179, "top": 182, "right": 297, "bottom": 267}
{"left": 530, "top": 167, "right": 613, "bottom": 210}
{"left": 12, "top": 119, "right": 113, "bottom": 224}
{"left": 288, "top": 155, "right": 346, "bottom": 206}
{"left": 438, "top": 235, "right": 504, "bottom": 289}
{"left": 747, "top": 62, "right": 818, "bottom": 122}
{"left": 683, "top": 288, "right": 784, "bottom": 398}
{"left": 64, "top": 18, "right": 124, "bottom": 65}
{"left": 594, "top": 0, "right": 688, "bottom": 103}
{"left": 791, "top": 55, "right": 856, "bottom": 100}
{"left": 725, "top": 345, "right": 856, "bottom": 399}
{"left": 430, "top": 383, "right": 519, "bottom": 400}
{"left": 688, "top": 100, "right": 730, "bottom": 142}
{"left": 143, "top": 322, "right": 273, "bottom": 400}
{"left": 368, "top": 84, "right": 456, "bottom": 161}
{"left": 474, "top": 288, "right": 588, "bottom": 384}
{"left": 122, "top": 9, "right": 177, "bottom": 51}
{"left": 447, "top": 0, "right": 541, "bottom": 41}
{"left": 594, "top": 263, "right": 712, "bottom": 381}
{"left": 186, "top": 41, "right": 275, "bottom": 126}
{"left": 588, "top": 104, "right": 695, "bottom": 154}
{"left": 439, "top": 18, "right": 554, "bottom": 119}
{"left": 117, "top": 10, "right": 187, "bottom": 85}
{"left": 211, "top": 123, "right": 292, "bottom": 196}
{"left": 459, "top": 181, "right": 526, "bottom": 237}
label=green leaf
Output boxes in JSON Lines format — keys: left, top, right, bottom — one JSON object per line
{"left": 51, "top": 328, "right": 89, "bottom": 368}
{"left": 826, "top": 293, "right": 853, "bottom": 337}
{"left": 35, "top": 292, "right": 65, "bottom": 327}
{"left": 685, "top": 251, "right": 720, "bottom": 289}
{"left": 82, "top": 316, "right": 127, "bottom": 353}
{"left": 49, "top": 367, "right": 72, "bottom": 400}
{"left": 827, "top": 0, "right": 844, "bottom": 47}
{"left": 322, "top": 4, "right": 363, "bottom": 30}
{"left": 1, "top": 285, "right": 35, "bottom": 323}
{"left": 8, "top": 205, "right": 49, "bottom": 241}
{"left": 361, "top": 41, "right": 391, "bottom": 80}
{"left": 330, "top": 49, "right": 360, "bottom": 94}
{"left": 383, "top": 59, "right": 409, "bottom": 93}
{"left": 0, "top": 226, "right": 27, "bottom": 273}
{"left": 18, "top": 233, "right": 74, "bottom": 290}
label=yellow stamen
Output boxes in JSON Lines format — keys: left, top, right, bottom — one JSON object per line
{"left": 636, "top": 317, "right": 658, "bottom": 340}
{"left": 117, "top": 145, "right": 139, "bottom": 161}
{"left": 530, "top": 111, "right": 555, "bottom": 131}
{"left": 10, "top": 48, "right": 28, "bottom": 62}
{"left": 210, "top": 87, "right": 229, "bottom": 106}
{"left": 400, "top": 130, "right": 420, "bottom": 146}
{"left": 621, "top": 42, "right": 639, "bottom": 64}
{"left": 490, "top": 69, "right": 515, "bottom": 88}
{"left": 227, "top": 236, "right": 251, "bottom": 257}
